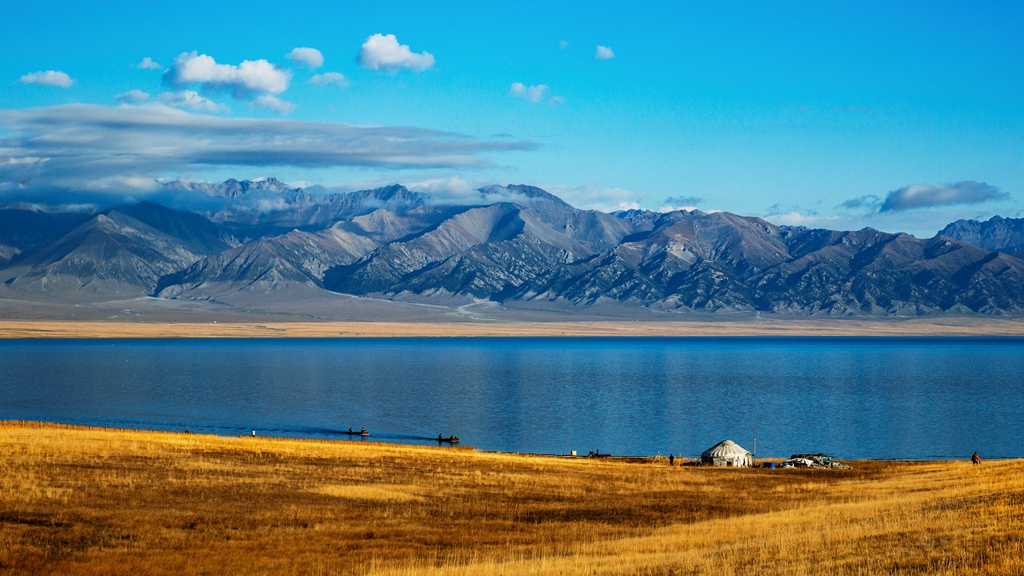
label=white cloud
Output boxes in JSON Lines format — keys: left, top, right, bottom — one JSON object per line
{"left": 559, "top": 40, "right": 569, "bottom": 50}
{"left": 163, "top": 51, "right": 291, "bottom": 98}
{"left": 879, "top": 181, "right": 1007, "bottom": 212}
{"left": 116, "top": 89, "right": 150, "bottom": 103}
{"left": 286, "top": 47, "right": 324, "bottom": 69}
{"left": 761, "top": 203, "right": 840, "bottom": 227}
{"left": 251, "top": 94, "right": 296, "bottom": 114}
{"left": 358, "top": 34, "right": 435, "bottom": 72}
{"left": 309, "top": 72, "right": 348, "bottom": 87}
{"left": 595, "top": 46, "right": 615, "bottom": 60}
{"left": 136, "top": 57, "right": 162, "bottom": 70}
{"left": 313, "top": 176, "right": 546, "bottom": 207}
{"left": 509, "top": 82, "right": 564, "bottom": 106}
{"left": 19, "top": 70, "right": 74, "bottom": 88}
{"left": 763, "top": 211, "right": 840, "bottom": 227}
{"left": 80, "top": 175, "right": 165, "bottom": 193}
{"left": 408, "top": 176, "right": 479, "bottom": 201}
{"left": 0, "top": 103, "right": 536, "bottom": 200}
{"left": 542, "top": 183, "right": 647, "bottom": 212}
{"left": 158, "top": 91, "right": 229, "bottom": 113}
{"left": 657, "top": 204, "right": 700, "bottom": 213}
{"left": 509, "top": 82, "right": 548, "bottom": 103}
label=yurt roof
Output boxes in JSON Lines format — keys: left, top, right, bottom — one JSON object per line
{"left": 702, "top": 439, "right": 751, "bottom": 458}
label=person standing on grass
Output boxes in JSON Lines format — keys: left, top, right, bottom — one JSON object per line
{"left": 972, "top": 452, "right": 981, "bottom": 465}
{"left": 669, "top": 454, "right": 674, "bottom": 466}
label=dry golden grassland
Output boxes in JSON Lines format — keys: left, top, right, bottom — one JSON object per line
{"left": 2, "top": 317, "right": 1024, "bottom": 338}
{"left": 1, "top": 422, "right": 1022, "bottom": 575}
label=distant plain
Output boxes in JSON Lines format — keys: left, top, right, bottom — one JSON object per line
{"left": 2, "top": 316, "right": 1024, "bottom": 338}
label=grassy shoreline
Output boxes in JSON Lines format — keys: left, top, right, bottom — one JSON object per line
{"left": 0, "top": 419, "right": 1004, "bottom": 461}
{"left": 3, "top": 317, "right": 1024, "bottom": 338}
{"left": 1, "top": 421, "right": 1021, "bottom": 575}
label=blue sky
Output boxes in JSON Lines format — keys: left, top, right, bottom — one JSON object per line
{"left": 2, "top": 1, "right": 1022, "bottom": 236}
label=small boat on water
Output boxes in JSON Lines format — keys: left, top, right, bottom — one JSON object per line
{"left": 345, "top": 428, "right": 369, "bottom": 437}
{"left": 436, "top": 434, "right": 460, "bottom": 444}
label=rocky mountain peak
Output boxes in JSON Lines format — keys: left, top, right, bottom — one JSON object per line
{"left": 939, "top": 216, "right": 1024, "bottom": 254}
{"left": 3, "top": 182, "right": 1024, "bottom": 317}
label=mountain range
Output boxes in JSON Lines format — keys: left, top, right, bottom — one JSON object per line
{"left": 2, "top": 179, "right": 1023, "bottom": 320}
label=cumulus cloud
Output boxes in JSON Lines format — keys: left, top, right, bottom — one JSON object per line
{"left": 163, "top": 51, "right": 291, "bottom": 98}
{"left": 509, "top": 82, "right": 548, "bottom": 103}
{"left": 309, "top": 72, "right": 348, "bottom": 87}
{"left": 19, "top": 70, "right": 74, "bottom": 88}
{"left": 250, "top": 94, "right": 296, "bottom": 114}
{"left": 0, "top": 104, "right": 536, "bottom": 199}
{"left": 286, "top": 47, "right": 324, "bottom": 69}
{"left": 135, "top": 57, "right": 162, "bottom": 70}
{"left": 158, "top": 90, "right": 229, "bottom": 113}
{"left": 595, "top": 46, "right": 615, "bottom": 60}
{"left": 358, "top": 34, "right": 434, "bottom": 72}
{"left": 879, "top": 181, "right": 1008, "bottom": 213}
{"left": 116, "top": 89, "right": 150, "bottom": 104}
{"left": 509, "top": 82, "right": 563, "bottom": 105}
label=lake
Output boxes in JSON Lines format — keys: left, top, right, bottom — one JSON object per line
{"left": 1, "top": 337, "right": 1021, "bottom": 460}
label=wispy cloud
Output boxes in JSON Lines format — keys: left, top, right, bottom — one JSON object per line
{"left": 358, "top": 34, "right": 435, "bottom": 72}
{"left": 116, "top": 89, "right": 150, "bottom": 104}
{"left": 0, "top": 104, "right": 536, "bottom": 199}
{"left": 19, "top": 70, "right": 74, "bottom": 88}
{"left": 163, "top": 51, "right": 291, "bottom": 98}
{"left": 559, "top": 40, "right": 569, "bottom": 50}
{"left": 837, "top": 194, "right": 882, "bottom": 212}
{"left": 135, "top": 57, "right": 162, "bottom": 70}
{"left": 335, "top": 177, "right": 567, "bottom": 207}
{"left": 595, "top": 46, "right": 615, "bottom": 60}
{"left": 286, "top": 47, "right": 324, "bottom": 69}
{"left": 879, "top": 181, "right": 1007, "bottom": 212}
{"left": 542, "top": 183, "right": 647, "bottom": 212}
{"left": 309, "top": 72, "right": 348, "bottom": 87}
{"left": 763, "top": 211, "right": 839, "bottom": 227}
{"left": 250, "top": 94, "right": 296, "bottom": 114}
{"left": 406, "top": 176, "right": 480, "bottom": 203}
{"left": 158, "top": 90, "right": 228, "bottom": 113}
{"left": 762, "top": 203, "right": 840, "bottom": 227}
{"left": 509, "top": 82, "right": 563, "bottom": 105}
{"left": 658, "top": 195, "right": 703, "bottom": 212}
{"left": 664, "top": 195, "right": 703, "bottom": 207}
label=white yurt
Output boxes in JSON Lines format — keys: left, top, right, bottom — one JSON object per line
{"left": 700, "top": 439, "right": 753, "bottom": 467}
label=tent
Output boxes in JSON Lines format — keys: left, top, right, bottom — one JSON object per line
{"left": 700, "top": 439, "right": 753, "bottom": 467}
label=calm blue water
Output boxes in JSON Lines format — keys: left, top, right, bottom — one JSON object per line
{"left": 1, "top": 337, "right": 1022, "bottom": 460}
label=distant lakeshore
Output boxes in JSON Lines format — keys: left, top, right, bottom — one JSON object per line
{"left": 1, "top": 317, "right": 1024, "bottom": 338}
{"left": 7, "top": 336, "right": 1019, "bottom": 458}
{"left": 0, "top": 420, "right": 1009, "bottom": 462}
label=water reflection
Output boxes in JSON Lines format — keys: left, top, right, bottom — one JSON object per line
{"left": 1, "top": 337, "right": 1021, "bottom": 459}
